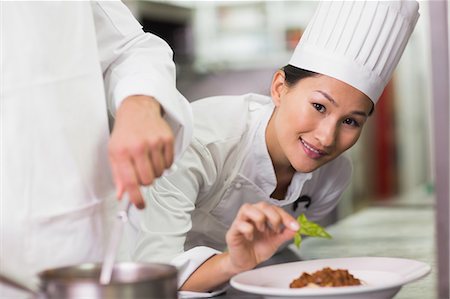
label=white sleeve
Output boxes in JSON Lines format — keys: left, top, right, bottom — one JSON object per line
{"left": 91, "top": 1, "right": 193, "bottom": 157}
{"left": 171, "top": 247, "right": 228, "bottom": 298}
{"left": 131, "top": 140, "right": 225, "bottom": 297}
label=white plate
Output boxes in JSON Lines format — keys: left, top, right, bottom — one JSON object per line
{"left": 230, "top": 257, "right": 431, "bottom": 299}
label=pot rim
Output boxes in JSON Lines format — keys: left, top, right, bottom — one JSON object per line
{"left": 38, "top": 262, "right": 177, "bottom": 285}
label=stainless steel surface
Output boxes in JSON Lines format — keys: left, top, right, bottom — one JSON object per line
{"left": 39, "top": 262, "right": 177, "bottom": 299}
{"left": 100, "top": 193, "right": 132, "bottom": 285}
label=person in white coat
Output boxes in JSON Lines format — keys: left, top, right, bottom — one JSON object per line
{"left": 130, "top": 0, "right": 419, "bottom": 297}
{"left": 1, "top": 1, "right": 192, "bottom": 298}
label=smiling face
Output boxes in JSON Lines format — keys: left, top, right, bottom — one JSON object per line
{"left": 266, "top": 70, "right": 373, "bottom": 173}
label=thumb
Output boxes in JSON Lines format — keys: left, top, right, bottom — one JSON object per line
{"left": 273, "top": 227, "right": 297, "bottom": 247}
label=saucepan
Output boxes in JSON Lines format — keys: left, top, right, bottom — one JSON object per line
{"left": 1, "top": 195, "right": 177, "bottom": 298}
{"left": 1, "top": 262, "right": 178, "bottom": 299}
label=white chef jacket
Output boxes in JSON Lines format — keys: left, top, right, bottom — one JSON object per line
{"left": 1, "top": 2, "right": 192, "bottom": 298}
{"left": 130, "top": 94, "right": 351, "bottom": 297}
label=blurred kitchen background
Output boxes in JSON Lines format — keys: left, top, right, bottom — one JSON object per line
{"left": 124, "top": 1, "right": 448, "bottom": 298}
{"left": 123, "top": 0, "right": 433, "bottom": 221}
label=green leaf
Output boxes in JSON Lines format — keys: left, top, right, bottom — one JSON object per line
{"left": 294, "top": 233, "right": 302, "bottom": 248}
{"left": 293, "top": 213, "right": 332, "bottom": 249}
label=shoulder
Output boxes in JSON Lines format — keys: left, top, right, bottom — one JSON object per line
{"left": 323, "top": 154, "right": 352, "bottom": 174}
{"left": 300, "top": 155, "right": 353, "bottom": 221}
{"left": 191, "top": 93, "right": 271, "bottom": 117}
{"left": 310, "top": 154, "right": 353, "bottom": 189}
{"left": 191, "top": 93, "right": 272, "bottom": 145}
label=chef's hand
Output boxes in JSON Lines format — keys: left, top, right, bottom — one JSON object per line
{"left": 180, "top": 203, "right": 299, "bottom": 292}
{"left": 108, "top": 95, "right": 174, "bottom": 209}
{"left": 225, "top": 202, "right": 299, "bottom": 273}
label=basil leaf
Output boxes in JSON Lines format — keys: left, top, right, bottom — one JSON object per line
{"left": 293, "top": 213, "right": 332, "bottom": 249}
{"left": 294, "top": 232, "right": 302, "bottom": 248}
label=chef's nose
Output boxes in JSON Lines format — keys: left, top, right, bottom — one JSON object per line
{"left": 315, "top": 119, "right": 337, "bottom": 148}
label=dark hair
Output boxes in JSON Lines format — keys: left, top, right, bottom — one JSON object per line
{"left": 281, "top": 64, "right": 374, "bottom": 116}
{"left": 282, "top": 64, "right": 320, "bottom": 86}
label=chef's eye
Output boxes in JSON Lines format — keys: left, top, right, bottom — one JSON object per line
{"left": 312, "top": 103, "right": 325, "bottom": 113}
{"left": 343, "top": 118, "right": 360, "bottom": 127}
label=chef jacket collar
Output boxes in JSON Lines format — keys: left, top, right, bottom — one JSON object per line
{"left": 240, "top": 102, "right": 312, "bottom": 207}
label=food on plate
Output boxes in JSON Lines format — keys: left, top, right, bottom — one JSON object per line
{"left": 293, "top": 214, "right": 332, "bottom": 249}
{"left": 289, "top": 267, "right": 362, "bottom": 288}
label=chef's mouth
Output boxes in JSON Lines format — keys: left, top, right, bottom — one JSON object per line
{"left": 300, "top": 138, "right": 327, "bottom": 158}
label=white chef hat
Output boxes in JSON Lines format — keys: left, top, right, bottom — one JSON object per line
{"left": 289, "top": 1, "right": 419, "bottom": 104}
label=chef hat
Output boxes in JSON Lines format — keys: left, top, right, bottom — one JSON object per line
{"left": 289, "top": 1, "right": 419, "bottom": 104}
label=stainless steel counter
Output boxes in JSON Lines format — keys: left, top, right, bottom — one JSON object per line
{"left": 213, "top": 191, "right": 436, "bottom": 299}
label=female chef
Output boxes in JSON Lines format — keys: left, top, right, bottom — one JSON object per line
{"left": 130, "top": 0, "right": 419, "bottom": 296}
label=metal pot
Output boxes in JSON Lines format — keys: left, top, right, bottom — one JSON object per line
{"left": 37, "top": 262, "right": 178, "bottom": 299}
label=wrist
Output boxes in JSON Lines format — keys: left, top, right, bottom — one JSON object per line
{"left": 123, "top": 95, "right": 163, "bottom": 116}
{"left": 218, "top": 252, "right": 250, "bottom": 277}
{"left": 182, "top": 253, "right": 242, "bottom": 292}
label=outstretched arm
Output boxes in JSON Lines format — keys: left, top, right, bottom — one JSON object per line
{"left": 92, "top": 1, "right": 193, "bottom": 207}
{"left": 181, "top": 202, "right": 300, "bottom": 292}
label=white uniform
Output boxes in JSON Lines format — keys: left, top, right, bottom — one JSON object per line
{"left": 131, "top": 94, "right": 351, "bottom": 296}
{"left": 1, "top": 2, "right": 192, "bottom": 298}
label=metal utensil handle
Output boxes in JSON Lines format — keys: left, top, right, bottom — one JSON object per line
{"left": 99, "top": 193, "right": 132, "bottom": 285}
{"left": 115, "top": 192, "right": 132, "bottom": 223}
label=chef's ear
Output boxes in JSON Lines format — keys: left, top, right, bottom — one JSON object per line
{"left": 270, "top": 70, "right": 286, "bottom": 107}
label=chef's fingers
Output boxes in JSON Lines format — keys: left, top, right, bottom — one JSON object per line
{"left": 126, "top": 180, "right": 146, "bottom": 210}
{"left": 109, "top": 156, "right": 124, "bottom": 199}
{"left": 272, "top": 223, "right": 298, "bottom": 246}
{"left": 252, "top": 203, "right": 298, "bottom": 246}
{"left": 232, "top": 219, "right": 255, "bottom": 241}
{"left": 148, "top": 142, "right": 166, "bottom": 179}
{"left": 132, "top": 145, "right": 155, "bottom": 186}
{"left": 237, "top": 204, "right": 268, "bottom": 232}
{"left": 256, "top": 203, "right": 283, "bottom": 233}
{"left": 258, "top": 202, "right": 299, "bottom": 232}
{"left": 277, "top": 207, "right": 300, "bottom": 232}
{"left": 163, "top": 139, "right": 175, "bottom": 170}
{"left": 112, "top": 154, "right": 145, "bottom": 209}
{"left": 238, "top": 202, "right": 300, "bottom": 234}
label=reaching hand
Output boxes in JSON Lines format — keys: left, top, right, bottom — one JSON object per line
{"left": 108, "top": 95, "right": 174, "bottom": 209}
{"left": 225, "top": 202, "right": 300, "bottom": 273}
